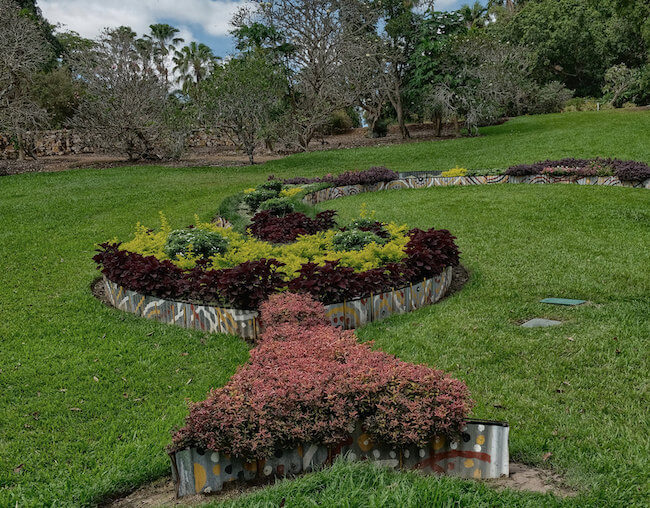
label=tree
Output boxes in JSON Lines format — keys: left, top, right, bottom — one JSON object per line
{"left": 0, "top": 0, "right": 50, "bottom": 159}
{"left": 374, "top": 0, "right": 422, "bottom": 139}
{"left": 73, "top": 27, "right": 189, "bottom": 160}
{"left": 173, "top": 42, "right": 218, "bottom": 94}
{"left": 603, "top": 64, "right": 641, "bottom": 106}
{"left": 408, "top": 10, "right": 467, "bottom": 135}
{"left": 459, "top": 2, "right": 488, "bottom": 29}
{"left": 428, "top": 32, "right": 571, "bottom": 135}
{"left": 199, "top": 54, "right": 287, "bottom": 164}
{"left": 236, "top": 0, "right": 364, "bottom": 150}
{"left": 497, "top": 0, "right": 647, "bottom": 96}
{"left": 147, "top": 24, "right": 184, "bottom": 85}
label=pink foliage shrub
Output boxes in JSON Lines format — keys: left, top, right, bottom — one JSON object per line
{"left": 259, "top": 292, "right": 328, "bottom": 329}
{"left": 170, "top": 293, "right": 473, "bottom": 459}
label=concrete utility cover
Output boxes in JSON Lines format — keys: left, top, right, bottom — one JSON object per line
{"left": 540, "top": 298, "right": 586, "bottom": 306}
{"left": 521, "top": 318, "right": 562, "bottom": 328}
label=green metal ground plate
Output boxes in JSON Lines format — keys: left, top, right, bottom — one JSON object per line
{"left": 540, "top": 298, "right": 586, "bottom": 306}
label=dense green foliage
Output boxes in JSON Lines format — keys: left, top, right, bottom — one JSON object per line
{"left": 1, "top": 110, "right": 649, "bottom": 506}
{"left": 497, "top": 0, "right": 648, "bottom": 97}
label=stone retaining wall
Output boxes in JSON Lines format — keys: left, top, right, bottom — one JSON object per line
{"left": 0, "top": 129, "right": 232, "bottom": 159}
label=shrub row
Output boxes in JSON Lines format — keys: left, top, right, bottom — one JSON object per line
{"left": 170, "top": 293, "right": 473, "bottom": 459}
{"left": 281, "top": 166, "right": 398, "bottom": 186}
{"left": 505, "top": 158, "right": 650, "bottom": 181}
{"left": 94, "top": 227, "right": 459, "bottom": 309}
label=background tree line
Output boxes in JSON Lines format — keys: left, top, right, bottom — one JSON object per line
{"left": 1, "top": 0, "right": 648, "bottom": 161}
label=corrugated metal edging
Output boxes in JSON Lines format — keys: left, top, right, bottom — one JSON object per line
{"left": 171, "top": 419, "right": 509, "bottom": 497}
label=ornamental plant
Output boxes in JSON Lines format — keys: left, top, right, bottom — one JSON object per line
{"left": 279, "top": 186, "right": 304, "bottom": 198}
{"left": 94, "top": 225, "right": 458, "bottom": 307}
{"left": 258, "top": 197, "right": 295, "bottom": 216}
{"left": 164, "top": 228, "right": 229, "bottom": 260}
{"left": 332, "top": 229, "right": 385, "bottom": 251}
{"left": 171, "top": 295, "right": 473, "bottom": 460}
{"left": 441, "top": 166, "right": 468, "bottom": 177}
{"left": 505, "top": 158, "right": 650, "bottom": 181}
{"left": 248, "top": 210, "right": 337, "bottom": 243}
{"left": 170, "top": 293, "right": 473, "bottom": 459}
{"left": 281, "top": 167, "right": 398, "bottom": 186}
{"left": 243, "top": 188, "right": 279, "bottom": 212}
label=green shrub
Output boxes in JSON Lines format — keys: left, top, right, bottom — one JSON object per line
{"left": 332, "top": 229, "right": 384, "bottom": 251}
{"left": 243, "top": 188, "right": 279, "bottom": 212}
{"left": 323, "top": 109, "right": 356, "bottom": 134}
{"left": 164, "top": 229, "right": 229, "bottom": 260}
{"left": 258, "top": 197, "right": 296, "bottom": 216}
{"left": 258, "top": 180, "right": 283, "bottom": 193}
{"left": 348, "top": 218, "right": 380, "bottom": 229}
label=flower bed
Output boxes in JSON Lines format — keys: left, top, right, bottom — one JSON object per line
{"left": 169, "top": 294, "right": 508, "bottom": 497}
{"left": 504, "top": 158, "right": 650, "bottom": 181}
{"left": 94, "top": 180, "right": 460, "bottom": 313}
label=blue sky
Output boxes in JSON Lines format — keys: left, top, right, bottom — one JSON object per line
{"left": 39, "top": 0, "right": 482, "bottom": 57}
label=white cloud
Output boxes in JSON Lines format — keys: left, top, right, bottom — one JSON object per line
{"left": 39, "top": 0, "right": 248, "bottom": 40}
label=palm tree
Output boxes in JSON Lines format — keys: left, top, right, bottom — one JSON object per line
{"left": 172, "top": 42, "right": 218, "bottom": 93}
{"left": 147, "top": 23, "right": 184, "bottom": 84}
{"left": 459, "top": 2, "right": 488, "bottom": 29}
{"left": 135, "top": 37, "right": 154, "bottom": 76}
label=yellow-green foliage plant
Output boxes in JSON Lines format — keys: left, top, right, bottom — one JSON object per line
{"left": 279, "top": 186, "right": 304, "bottom": 198}
{"left": 119, "top": 214, "right": 410, "bottom": 277}
{"left": 441, "top": 166, "right": 468, "bottom": 177}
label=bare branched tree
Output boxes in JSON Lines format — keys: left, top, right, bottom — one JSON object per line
{"left": 0, "top": 0, "right": 50, "bottom": 159}
{"left": 237, "top": 0, "right": 362, "bottom": 150}
{"left": 72, "top": 27, "right": 188, "bottom": 160}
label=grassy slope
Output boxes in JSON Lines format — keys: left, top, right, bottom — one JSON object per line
{"left": 0, "top": 110, "right": 648, "bottom": 506}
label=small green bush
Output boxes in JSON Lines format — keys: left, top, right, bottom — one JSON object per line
{"left": 332, "top": 229, "right": 384, "bottom": 251}
{"left": 348, "top": 218, "right": 380, "bottom": 229}
{"left": 258, "top": 180, "right": 283, "bottom": 193}
{"left": 164, "top": 229, "right": 229, "bottom": 259}
{"left": 258, "top": 197, "right": 296, "bottom": 216}
{"left": 243, "top": 188, "right": 279, "bottom": 212}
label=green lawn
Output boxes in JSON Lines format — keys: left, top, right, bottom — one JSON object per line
{"left": 1, "top": 110, "right": 649, "bottom": 507}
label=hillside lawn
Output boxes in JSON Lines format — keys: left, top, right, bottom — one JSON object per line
{"left": 1, "top": 109, "right": 649, "bottom": 506}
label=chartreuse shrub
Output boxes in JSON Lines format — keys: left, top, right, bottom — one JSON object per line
{"left": 170, "top": 293, "right": 473, "bottom": 459}
{"left": 119, "top": 215, "right": 411, "bottom": 276}
{"left": 441, "top": 166, "right": 468, "bottom": 177}
{"left": 279, "top": 186, "right": 304, "bottom": 198}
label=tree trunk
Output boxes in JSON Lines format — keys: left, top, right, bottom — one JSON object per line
{"left": 394, "top": 94, "right": 410, "bottom": 139}
{"left": 434, "top": 115, "right": 442, "bottom": 137}
{"left": 453, "top": 116, "right": 461, "bottom": 137}
{"left": 17, "top": 133, "right": 25, "bottom": 161}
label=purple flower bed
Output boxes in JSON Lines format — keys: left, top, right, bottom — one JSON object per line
{"left": 505, "top": 158, "right": 650, "bottom": 181}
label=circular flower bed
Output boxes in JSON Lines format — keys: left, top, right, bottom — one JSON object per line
{"left": 94, "top": 171, "right": 460, "bottom": 312}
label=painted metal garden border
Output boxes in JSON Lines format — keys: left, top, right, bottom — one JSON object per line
{"left": 302, "top": 174, "right": 650, "bottom": 206}
{"left": 170, "top": 419, "right": 509, "bottom": 497}
{"left": 102, "top": 266, "right": 451, "bottom": 340}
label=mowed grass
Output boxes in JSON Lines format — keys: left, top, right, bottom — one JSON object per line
{"left": 0, "top": 109, "right": 649, "bottom": 506}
